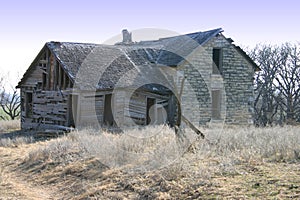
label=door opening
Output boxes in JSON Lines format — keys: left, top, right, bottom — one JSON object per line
{"left": 103, "top": 94, "right": 114, "bottom": 126}
{"left": 146, "top": 98, "right": 156, "bottom": 125}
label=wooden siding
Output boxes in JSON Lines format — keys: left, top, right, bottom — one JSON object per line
{"left": 124, "top": 90, "right": 170, "bottom": 126}
{"left": 19, "top": 47, "right": 174, "bottom": 130}
{"left": 21, "top": 89, "right": 69, "bottom": 129}
{"left": 20, "top": 49, "right": 73, "bottom": 129}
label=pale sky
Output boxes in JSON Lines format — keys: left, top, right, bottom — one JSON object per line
{"left": 0, "top": 0, "right": 299, "bottom": 87}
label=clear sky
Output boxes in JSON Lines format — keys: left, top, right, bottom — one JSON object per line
{"left": 0, "top": 0, "right": 299, "bottom": 87}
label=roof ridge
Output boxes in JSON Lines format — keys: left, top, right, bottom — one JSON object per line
{"left": 157, "top": 28, "right": 223, "bottom": 41}
{"left": 48, "top": 41, "right": 98, "bottom": 45}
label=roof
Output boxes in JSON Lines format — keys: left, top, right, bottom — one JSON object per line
{"left": 17, "top": 28, "right": 259, "bottom": 90}
{"left": 47, "top": 42, "right": 171, "bottom": 92}
{"left": 136, "top": 28, "right": 223, "bottom": 66}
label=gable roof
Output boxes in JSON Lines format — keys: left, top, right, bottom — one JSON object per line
{"left": 17, "top": 28, "right": 259, "bottom": 90}
{"left": 158, "top": 28, "right": 223, "bottom": 66}
{"left": 135, "top": 28, "right": 223, "bottom": 66}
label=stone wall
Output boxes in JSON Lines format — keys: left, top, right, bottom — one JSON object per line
{"left": 179, "top": 34, "right": 255, "bottom": 125}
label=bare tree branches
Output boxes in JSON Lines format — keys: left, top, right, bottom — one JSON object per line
{"left": 250, "top": 43, "right": 300, "bottom": 126}
{"left": 0, "top": 90, "right": 21, "bottom": 120}
{"left": 0, "top": 73, "right": 21, "bottom": 120}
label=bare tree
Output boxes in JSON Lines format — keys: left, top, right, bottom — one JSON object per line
{"left": 250, "top": 44, "right": 281, "bottom": 126}
{"left": 274, "top": 43, "right": 300, "bottom": 124}
{"left": 0, "top": 73, "right": 21, "bottom": 120}
{"left": 0, "top": 74, "right": 6, "bottom": 120}
{"left": 250, "top": 43, "right": 300, "bottom": 126}
{"left": 0, "top": 89, "right": 21, "bottom": 120}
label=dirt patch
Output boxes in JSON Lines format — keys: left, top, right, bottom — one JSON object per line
{"left": 0, "top": 145, "right": 55, "bottom": 200}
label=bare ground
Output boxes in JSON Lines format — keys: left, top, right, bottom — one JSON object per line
{"left": 0, "top": 145, "right": 53, "bottom": 200}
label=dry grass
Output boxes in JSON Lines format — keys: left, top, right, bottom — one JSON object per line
{"left": 202, "top": 126, "right": 300, "bottom": 163}
{"left": 0, "top": 120, "right": 20, "bottom": 132}
{"left": 25, "top": 125, "right": 195, "bottom": 171}
{"left": 0, "top": 120, "right": 32, "bottom": 147}
{"left": 1, "top": 124, "right": 300, "bottom": 199}
{"left": 26, "top": 125, "right": 300, "bottom": 170}
{"left": 0, "top": 136, "right": 34, "bottom": 147}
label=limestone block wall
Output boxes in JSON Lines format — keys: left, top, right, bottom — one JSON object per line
{"left": 179, "top": 34, "right": 255, "bottom": 125}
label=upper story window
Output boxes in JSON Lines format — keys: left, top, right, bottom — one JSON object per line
{"left": 212, "top": 48, "right": 223, "bottom": 75}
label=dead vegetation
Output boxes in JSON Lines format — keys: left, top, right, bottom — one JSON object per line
{"left": 0, "top": 124, "right": 300, "bottom": 199}
{"left": 0, "top": 119, "right": 20, "bottom": 132}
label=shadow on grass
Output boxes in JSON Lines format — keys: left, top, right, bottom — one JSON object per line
{"left": 0, "top": 129, "right": 68, "bottom": 147}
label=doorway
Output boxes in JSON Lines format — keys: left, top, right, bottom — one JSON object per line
{"left": 68, "top": 95, "right": 78, "bottom": 127}
{"left": 146, "top": 98, "right": 156, "bottom": 125}
{"left": 103, "top": 94, "right": 114, "bottom": 126}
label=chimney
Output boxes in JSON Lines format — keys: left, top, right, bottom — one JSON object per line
{"left": 122, "top": 29, "right": 133, "bottom": 44}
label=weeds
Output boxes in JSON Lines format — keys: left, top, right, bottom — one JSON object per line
{"left": 24, "top": 125, "right": 300, "bottom": 178}
{"left": 26, "top": 136, "right": 87, "bottom": 165}
{"left": 0, "top": 136, "right": 34, "bottom": 147}
{"left": 0, "top": 120, "right": 20, "bottom": 132}
{"left": 4, "top": 125, "right": 298, "bottom": 199}
{"left": 201, "top": 126, "right": 300, "bottom": 163}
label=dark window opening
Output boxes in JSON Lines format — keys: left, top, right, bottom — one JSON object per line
{"left": 213, "top": 48, "right": 222, "bottom": 74}
{"left": 146, "top": 98, "right": 156, "bottom": 125}
{"left": 211, "top": 90, "right": 221, "bottom": 119}
{"left": 103, "top": 94, "right": 114, "bottom": 126}
{"left": 25, "top": 92, "right": 33, "bottom": 118}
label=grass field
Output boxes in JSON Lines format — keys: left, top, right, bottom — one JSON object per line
{"left": 0, "top": 122, "right": 299, "bottom": 199}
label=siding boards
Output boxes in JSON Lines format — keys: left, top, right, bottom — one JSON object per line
{"left": 20, "top": 50, "right": 71, "bottom": 129}
{"left": 125, "top": 90, "right": 170, "bottom": 126}
{"left": 78, "top": 93, "right": 105, "bottom": 126}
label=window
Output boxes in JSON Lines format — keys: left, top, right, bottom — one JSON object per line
{"left": 211, "top": 90, "right": 221, "bottom": 119}
{"left": 25, "top": 92, "right": 33, "bottom": 117}
{"left": 212, "top": 48, "right": 222, "bottom": 74}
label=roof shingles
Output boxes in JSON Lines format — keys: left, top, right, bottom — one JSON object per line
{"left": 18, "top": 28, "right": 258, "bottom": 90}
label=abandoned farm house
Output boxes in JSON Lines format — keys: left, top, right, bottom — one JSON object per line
{"left": 16, "top": 28, "right": 260, "bottom": 130}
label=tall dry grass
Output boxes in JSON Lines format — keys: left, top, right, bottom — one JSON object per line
{"left": 203, "top": 126, "right": 300, "bottom": 162}
{"left": 25, "top": 125, "right": 300, "bottom": 176}
{"left": 0, "top": 120, "right": 29, "bottom": 147}
{"left": 0, "top": 136, "right": 34, "bottom": 147}
{"left": 0, "top": 120, "right": 20, "bottom": 132}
